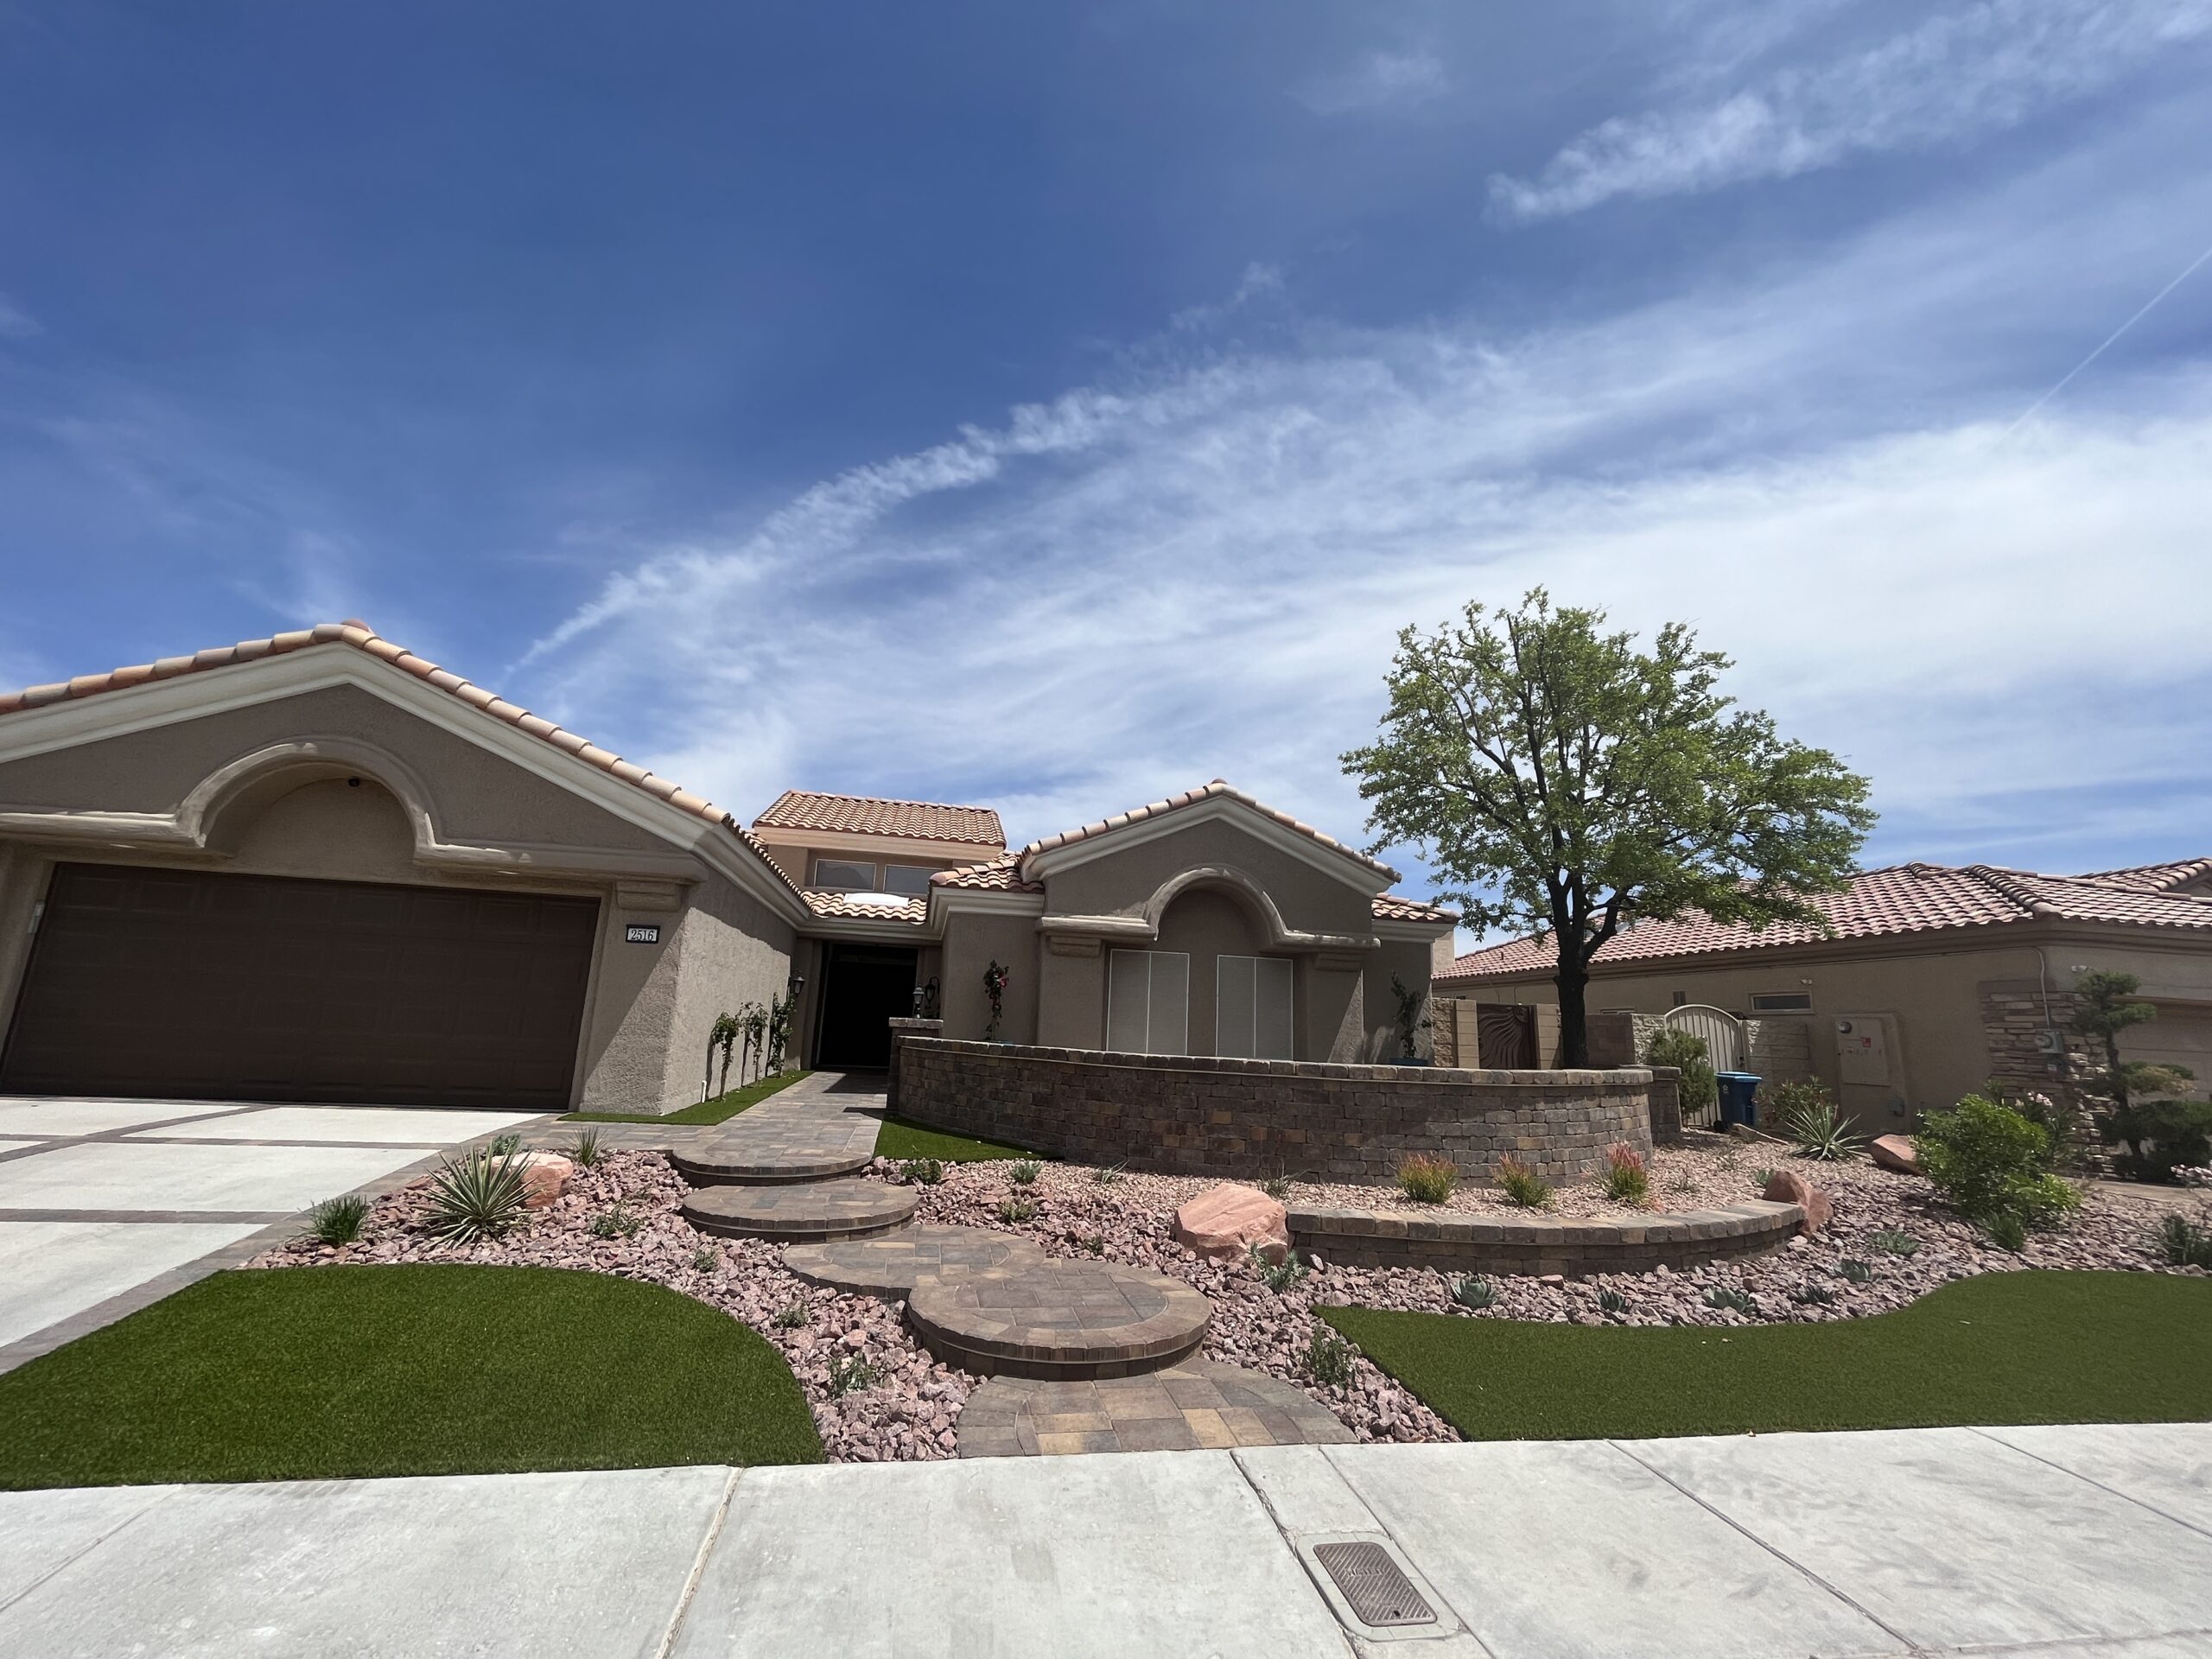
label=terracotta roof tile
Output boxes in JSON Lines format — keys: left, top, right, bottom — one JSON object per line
{"left": 0, "top": 620, "right": 818, "bottom": 910}
{"left": 1020, "top": 779, "right": 1401, "bottom": 883}
{"left": 930, "top": 856, "right": 1043, "bottom": 893}
{"left": 1372, "top": 893, "right": 1459, "bottom": 925}
{"left": 2071, "top": 858, "right": 2212, "bottom": 893}
{"left": 753, "top": 789, "right": 1005, "bottom": 846}
{"left": 801, "top": 891, "right": 930, "bottom": 923}
{"left": 1437, "top": 859, "right": 2212, "bottom": 982}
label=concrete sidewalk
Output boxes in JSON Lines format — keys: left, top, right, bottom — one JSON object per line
{"left": 2, "top": 1424, "right": 2208, "bottom": 1657}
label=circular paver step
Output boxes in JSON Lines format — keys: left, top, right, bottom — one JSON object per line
{"left": 906, "top": 1258, "right": 1212, "bottom": 1380}
{"left": 783, "top": 1224, "right": 1048, "bottom": 1299}
{"left": 680, "top": 1177, "right": 918, "bottom": 1243}
{"left": 671, "top": 1143, "right": 874, "bottom": 1185}
{"left": 956, "top": 1357, "right": 1356, "bottom": 1458}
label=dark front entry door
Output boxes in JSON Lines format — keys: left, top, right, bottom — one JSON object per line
{"left": 814, "top": 943, "right": 918, "bottom": 1069}
{"left": 0, "top": 863, "right": 600, "bottom": 1110}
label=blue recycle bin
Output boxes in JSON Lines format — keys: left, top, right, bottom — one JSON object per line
{"left": 1716, "top": 1071, "right": 1763, "bottom": 1128}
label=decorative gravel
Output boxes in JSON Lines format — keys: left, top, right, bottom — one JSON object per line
{"left": 250, "top": 1140, "right": 2203, "bottom": 1465}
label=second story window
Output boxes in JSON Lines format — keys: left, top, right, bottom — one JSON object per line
{"left": 882, "top": 864, "right": 936, "bottom": 897}
{"left": 813, "top": 857, "right": 876, "bottom": 890}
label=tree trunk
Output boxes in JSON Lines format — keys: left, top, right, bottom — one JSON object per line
{"left": 1554, "top": 960, "right": 1591, "bottom": 1067}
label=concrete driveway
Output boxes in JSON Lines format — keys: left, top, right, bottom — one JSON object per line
{"left": 0, "top": 1096, "right": 545, "bottom": 1372}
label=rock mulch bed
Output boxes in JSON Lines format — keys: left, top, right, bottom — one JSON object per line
{"left": 251, "top": 1140, "right": 2202, "bottom": 1465}
{"left": 247, "top": 1151, "right": 974, "bottom": 1463}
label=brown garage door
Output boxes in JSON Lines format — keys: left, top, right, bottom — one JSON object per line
{"left": 0, "top": 863, "right": 600, "bottom": 1110}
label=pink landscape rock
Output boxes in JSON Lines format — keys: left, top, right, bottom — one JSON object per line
{"left": 1172, "top": 1184, "right": 1291, "bottom": 1264}
{"left": 514, "top": 1152, "right": 575, "bottom": 1209}
{"left": 1761, "top": 1167, "right": 1834, "bottom": 1235}
{"left": 1870, "top": 1135, "right": 1923, "bottom": 1176}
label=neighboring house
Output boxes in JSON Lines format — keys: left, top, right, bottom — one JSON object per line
{"left": 0, "top": 622, "right": 1455, "bottom": 1115}
{"left": 1433, "top": 860, "right": 2212, "bottom": 1132}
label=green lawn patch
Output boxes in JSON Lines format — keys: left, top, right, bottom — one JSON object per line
{"left": 563, "top": 1068, "right": 810, "bottom": 1125}
{"left": 1323, "top": 1270, "right": 2212, "bottom": 1441}
{"left": 874, "top": 1114, "right": 1036, "bottom": 1163}
{"left": 0, "top": 1264, "right": 822, "bottom": 1491}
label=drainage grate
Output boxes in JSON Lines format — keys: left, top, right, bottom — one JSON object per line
{"left": 1312, "top": 1541, "right": 1437, "bottom": 1628}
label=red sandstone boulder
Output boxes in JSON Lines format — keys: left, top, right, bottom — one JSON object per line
{"left": 1870, "top": 1135, "right": 1923, "bottom": 1176}
{"left": 514, "top": 1151, "right": 575, "bottom": 1210}
{"left": 1172, "top": 1185, "right": 1291, "bottom": 1264}
{"left": 1760, "top": 1167, "right": 1833, "bottom": 1235}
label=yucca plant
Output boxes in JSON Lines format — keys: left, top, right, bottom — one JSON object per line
{"left": 1782, "top": 1088, "right": 1867, "bottom": 1162}
{"left": 1091, "top": 1161, "right": 1127, "bottom": 1185}
{"left": 298, "top": 1193, "right": 369, "bottom": 1247}
{"left": 423, "top": 1145, "right": 531, "bottom": 1243}
{"left": 1596, "top": 1287, "right": 1627, "bottom": 1315}
{"left": 567, "top": 1128, "right": 602, "bottom": 1169}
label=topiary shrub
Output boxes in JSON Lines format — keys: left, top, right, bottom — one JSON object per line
{"left": 1916, "top": 1095, "right": 2081, "bottom": 1232}
{"left": 1645, "top": 1027, "right": 1716, "bottom": 1117}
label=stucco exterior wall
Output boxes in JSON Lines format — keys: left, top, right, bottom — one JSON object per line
{"left": 939, "top": 908, "right": 1041, "bottom": 1043}
{"left": 1041, "top": 816, "right": 1379, "bottom": 941}
{"left": 643, "top": 873, "right": 798, "bottom": 1113}
{"left": 895, "top": 1037, "right": 1653, "bottom": 1183}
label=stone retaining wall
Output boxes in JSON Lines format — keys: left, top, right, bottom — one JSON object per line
{"left": 1288, "top": 1198, "right": 1802, "bottom": 1279}
{"left": 893, "top": 1037, "right": 1656, "bottom": 1184}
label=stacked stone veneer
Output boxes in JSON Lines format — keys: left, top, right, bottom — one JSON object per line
{"left": 893, "top": 1038, "right": 1655, "bottom": 1183}
{"left": 1289, "top": 1198, "right": 1802, "bottom": 1278}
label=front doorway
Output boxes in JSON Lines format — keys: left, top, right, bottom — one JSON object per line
{"left": 814, "top": 942, "right": 919, "bottom": 1069}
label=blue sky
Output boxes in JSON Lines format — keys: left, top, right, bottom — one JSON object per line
{"left": 3, "top": 1, "right": 2210, "bottom": 922}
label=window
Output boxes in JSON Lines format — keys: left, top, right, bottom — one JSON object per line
{"left": 881, "top": 864, "right": 937, "bottom": 897}
{"left": 812, "top": 858, "right": 876, "bottom": 890}
{"left": 1216, "top": 956, "right": 1294, "bottom": 1059}
{"left": 1751, "top": 992, "right": 1813, "bottom": 1011}
{"left": 1106, "top": 950, "right": 1189, "bottom": 1056}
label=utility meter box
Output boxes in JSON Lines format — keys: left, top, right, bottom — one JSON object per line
{"left": 1833, "top": 1014, "right": 1907, "bottom": 1129}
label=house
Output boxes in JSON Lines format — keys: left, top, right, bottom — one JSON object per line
{"left": 1432, "top": 860, "right": 2212, "bottom": 1131}
{"left": 0, "top": 622, "right": 1456, "bottom": 1115}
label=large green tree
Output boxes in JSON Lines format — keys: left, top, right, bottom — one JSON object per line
{"left": 1343, "top": 590, "right": 1875, "bottom": 1065}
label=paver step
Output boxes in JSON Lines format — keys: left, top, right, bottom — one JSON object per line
{"left": 671, "top": 1146, "right": 874, "bottom": 1185}
{"left": 782, "top": 1224, "right": 1047, "bottom": 1298}
{"left": 957, "top": 1357, "right": 1355, "bottom": 1457}
{"left": 680, "top": 1177, "right": 919, "bottom": 1243}
{"left": 906, "top": 1258, "right": 1212, "bottom": 1380}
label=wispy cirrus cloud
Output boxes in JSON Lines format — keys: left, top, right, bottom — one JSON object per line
{"left": 1294, "top": 48, "right": 1448, "bottom": 117}
{"left": 1489, "top": 0, "right": 2212, "bottom": 222}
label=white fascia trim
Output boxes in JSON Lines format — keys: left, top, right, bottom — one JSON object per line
{"left": 928, "top": 888, "right": 1047, "bottom": 925}
{"left": 1022, "top": 795, "right": 1393, "bottom": 896}
{"left": 1035, "top": 912, "right": 1156, "bottom": 939}
{"left": 0, "top": 650, "right": 811, "bottom": 927}
{"left": 753, "top": 825, "right": 1006, "bottom": 866}
{"left": 1374, "top": 918, "right": 1457, "bottom": 942}
{"left": 798, "top": 914, "right": 937, "bottom": 944}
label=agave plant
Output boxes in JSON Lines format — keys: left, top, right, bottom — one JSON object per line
{"left": 1782, "top": 1091, "right": 1867, "bottom": 1162}
{"left": 423, "top": 1144, "right": 531, "bottom": 1244}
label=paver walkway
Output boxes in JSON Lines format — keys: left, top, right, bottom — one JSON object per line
{"left": 668, "top": 1071, "right": 883, "bottom": 1182}
{"left": 958, "top": 1358, "right": 1355, "bottom": 1456}
{"left": 7, "top": 1423, "right": 2208, "bottom": 1656}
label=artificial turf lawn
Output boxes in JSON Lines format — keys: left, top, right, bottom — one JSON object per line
{"left": 874, "top": 1114, "right": 1036, "bottom": 1162}
{"left": 562, "top": 1067, "right": 810, "bottom": 1124}
{"left": 0, "top": 1265, "right": 822, "bottom": 1491}
{"left": 1322, "top": 1270, "right": 2212, "bottom": 1442}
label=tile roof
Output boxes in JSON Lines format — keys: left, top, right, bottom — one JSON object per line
{"left": 1437, "top": 859, "right": 2212, "bottom": 982}
{"left": 801, "top": 891, "right": 931, "bottom": 923}
{"left": 1020, "top": 779, "right": 1402, "bottom": 883}
{"left": 754, "top": 790, "right": 1004, "bottom": 847}
{"left": 0, "top": 620, "right": 817, "bottom": 908}
{"left": 2071, "top": 858, "right": 2212, "bottom": 893}
{"left": 930, "top": 856, "right": 1043, "bottom": 893}
{"left": 1372, "top": 893, "right": 1459, "bottom": 925}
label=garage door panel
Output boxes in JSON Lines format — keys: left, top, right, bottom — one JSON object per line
{"left": 0, "top": 865, "right": 600, "bottom": 1110}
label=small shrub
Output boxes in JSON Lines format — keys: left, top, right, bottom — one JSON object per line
{"left": 590, "top": 1202, "right": 645, "bottom": 1240}
{"left": 1091, "top": 1161, "right": 1127, "bottom": 1186}
{"left": 828, "top": 1353, "right": 882, "bottom": 1396}
{"left": 1251, "top": 1244, "right": 1307, "bottom": 1293}
{"left": 2155, "top": 1211, "right": 2212, "bottom": 1269}
{"left": 1302, "top": 1324, "right": 1356, "bottom": 1388}
{"left": 1777, "top": 1084, "right": 1867, "bottom": 1162}
{"left": 998, "top": 1195, "right": 1039, "bottom": 1224}
{"left": 423, "top": 1145, "right": 531, "bottom": 1244}
{"left": 2103, "top": 1097, "right": 2212, "bottom": 1184}
{"left": 298, "top": 1193, "right": 369, "bottom": 1247}
{"left": 1703, "top": 1285, "right": 1756, "bottom": 1314}
{"left": 1496, "top": 1155, "right": 1552, "bottom": 1209}
{"left": 1646, "top": 1027, "right": 1717, "bottom": 1116}
{"left": 1984, "top": 1213, "right": 2027, "bottom": 1253}
{"left": 1078, "top": 1233, "right": 1106, "bottom": 1256}
{"left": 566, "top": 1128, "right": 602, "bottom": 1169}
{"left": 1008, "top": 1160, "right": 1042, "bottom": 1187}
{"left": 772, "top": 1301, "right": 809, "bottom": 1330}
{"left": 1919, "top": 1096, "right": 2082, "bottom": 1231}
{"left": 1752, "top": 1166, "right": 1777, "bottom": 1190}
{"left": 1870, "top": 1228, "right": 1920, "bottom": 1257}
{"left": 1597, "top": 1287, "right": 1627, "bottom": 1315}
{"left": 1791, "top": 1281, "right": 1836, "bottom": 1306}
{"left": 691, "top": 1245, "right": 719, "bottom": 1273}
{"left": 1451, "top": 1274, "right": 1498, "bottom": 1310}
{"left": 1838, "top": 1257, "right": 1876, "bottom": 1283}
{"left": 899, "top": 1158, "right": 945, "bottom": 1185}
{"left": 488, "top": 1132, "right": 523, "bottom": 1157}
{"left": 1397, "top": 1153, "right": 1458, "bottom": 1205}
{"left": 1602, "top": 1143, "right": 1649, "bottom": 1205}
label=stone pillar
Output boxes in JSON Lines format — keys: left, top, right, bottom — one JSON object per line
{"left": 1646, "top": 1065, "right": 1683, "bottom": 1144}
{"left": 885, "top": 1018, "right": 943, "bottom": 1117}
